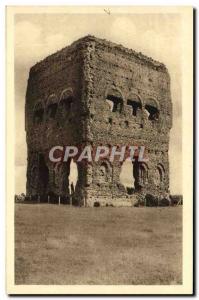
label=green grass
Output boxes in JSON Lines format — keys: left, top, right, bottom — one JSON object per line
{"left": 15, "top": 204, "right": 182, "bottom": 285}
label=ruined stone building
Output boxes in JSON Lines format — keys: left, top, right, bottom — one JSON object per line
{"left": 25, "top": 35, "right": 172, "bottom": 206}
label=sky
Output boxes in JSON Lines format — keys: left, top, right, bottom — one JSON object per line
{"left": 14, "top": 11, "right": 182, "bottom": 194}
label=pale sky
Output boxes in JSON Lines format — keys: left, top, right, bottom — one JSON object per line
{"left": 15, "top": 12, "right": 182, "bottom": 194}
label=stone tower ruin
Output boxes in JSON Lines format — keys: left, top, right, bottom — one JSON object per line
{"left": 25, "top": 35, "right": 172, "bottom": 206}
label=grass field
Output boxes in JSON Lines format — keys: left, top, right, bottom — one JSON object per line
{"left": 15, "top": 204, "right": 182, "bottom": 285}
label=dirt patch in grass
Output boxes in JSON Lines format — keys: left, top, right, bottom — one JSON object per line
{"left": 15, "top": 204, "right": 182, "bottom": 285}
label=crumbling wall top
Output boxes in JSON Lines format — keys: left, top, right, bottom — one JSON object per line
{"left": 30, "top": 35, "right": 168, "bottom": 74}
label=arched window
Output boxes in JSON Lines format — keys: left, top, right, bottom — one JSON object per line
{"left": 139, "top": 163, "right": 148, "bottom": 185}
{"left": 127, "top": 94, "right": 142, "bottom": 116}
{"left": 46, "top": 95, "right": 58, "bottom": 120}
{"left": 60, "top": 96, "right": 73, "bottom": 113}
{"left": 33, "top": 102, "right": 44, "bottom": 124}
{"left": 157, "top": 164, "right": 165, "bottom": 183}
{"left": 59, "top": 89, "right": 74, "bottom": 115}
{"left": 98, "top": 161, "right": 112, "bottom": 184}
{"left": 145, "top": 98, "right": 159, "bottom": 121}
{"left": 154, "top": 164, "right": 165, "bottom": 186}
{"left": 99, "top": 164, "right": 106, "bottom": 182}
{"left": 47, "top": 103, "right": 58, "bottom": 119}
{"left": 105, "top": 88, "right": 123, "bottom": 113}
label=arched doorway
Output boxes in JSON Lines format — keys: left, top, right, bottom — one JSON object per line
{"left": 69, "top": 159, "right": 78, "bottom": 194}
{"left": 60, "top": 158, "right": 78, "bottom": 204}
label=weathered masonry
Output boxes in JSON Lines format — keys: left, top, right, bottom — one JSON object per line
{"left": 25, "top": 35, "right": 172, "bottom": 206}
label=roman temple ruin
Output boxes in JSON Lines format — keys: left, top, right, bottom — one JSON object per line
{"left": 25, "top": 35, "right": 172, "bottom": 206}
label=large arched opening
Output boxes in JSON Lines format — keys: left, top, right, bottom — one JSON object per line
{"left": 120, "top": 158, "right": 135, "bottom": 194}
{"left": 68, "top": 159, "right": 78, "bottom": 195}
{"left": 120, "top": 159, "right": 149, "bottom": 194}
